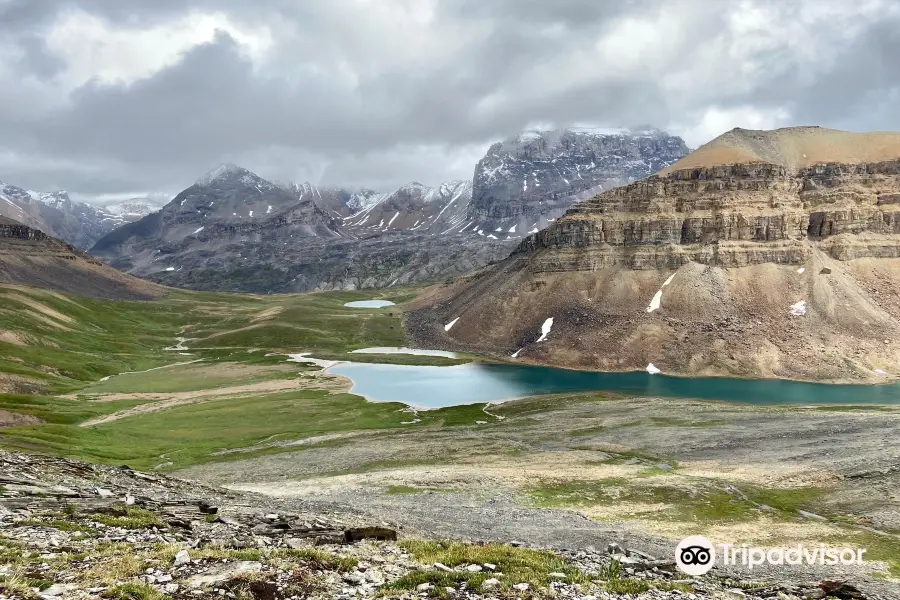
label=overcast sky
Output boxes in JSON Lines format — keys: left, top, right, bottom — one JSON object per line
{"left": 1, "top": 0, "right": 899, "bottom": 203}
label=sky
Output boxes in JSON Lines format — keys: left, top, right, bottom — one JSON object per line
{"left": 1, "top": 0, "right": 899, "bottom": 204}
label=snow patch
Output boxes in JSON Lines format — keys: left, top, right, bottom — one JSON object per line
{"left": 386, "top": 211, "right": 400, "bottom": 228}
{"left": 875, "top": 368, "right": 888, "bottom": 376}
{"left": 508, "top": 225, "right": 517, "bottom": 233}
{"left": 529, "top": 227, "right": 539, "bottom": 234}
{"left": 789, "top": 300, "right": 807, "bottom": 316}
{"left": 192, "top": 226, "right": 204, "bottom": 235}
{"left": 444, "top": 317, "right": 460, "bottom": 331}
{"left": 511, "top": 348, "right": 523, "bottom": 358}
{"left": 646, "top": 290, "right": 663, "bottom": 313}
{"left": 648, "top": 272, "right": 676, "bottom": 312}
{"left": 536, "top": 317, "right": 554, "bottom": 343}
{"left": 165, "top": 267, "right": 175, "bottom": 272}
{"left": 487, "top": 234, "right": 498, "bottom": 239}
{"left": 266, "top": 205, "right": 273, "bottom": 214}
{"left": 797, "top": 267, "right": 805, "bottom": 274}
{"left": 646, "top": 363, "right": 661, "bottom": 374}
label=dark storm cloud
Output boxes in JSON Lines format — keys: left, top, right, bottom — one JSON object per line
{"left": 0, "top": 0, "right": 899, "bottom": 200}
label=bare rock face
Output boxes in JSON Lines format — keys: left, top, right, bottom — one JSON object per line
{"left": 469, "top": 127, "right": 689, "bottom": 232}
{"left": 407, "top": 127, "right": 900, "bottom": 383}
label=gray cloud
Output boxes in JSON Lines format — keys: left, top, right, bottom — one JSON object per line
{"left": 1, "top": 0, "right": 899, "bottom": 202}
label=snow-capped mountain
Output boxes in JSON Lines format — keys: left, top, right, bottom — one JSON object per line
{"left": 90, "top": 166, "right": 509, "bottom": 293}
{"left": 0, "top": 182, "right": 107, "bottom": 249}
{"left": 88, "top": 125, "right": 688, "bottom": 293}
{"left": 336, "top": 180, "right": 474, "bottom": 235}
{"left": 0, "top": 181, "right": 166, "bottom": 249}
{"left": 468, "top": 127, "right": 690, "bottom": 233}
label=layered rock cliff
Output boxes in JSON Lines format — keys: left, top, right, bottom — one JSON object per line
{"left": 407, "top": 127, "right": 900, "bottom": 383}
{"left": 517, "top": 159, "right": 900, "bottom": 271}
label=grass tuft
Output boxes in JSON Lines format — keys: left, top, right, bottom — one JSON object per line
{"left": 387, "top": 540, "right": 589, "bottom": 593}
{"left": 103, "top": 582, "right": 166, "bottom": 600}
{"left": 88, "top": 507, "right": 164, "bottom": 530}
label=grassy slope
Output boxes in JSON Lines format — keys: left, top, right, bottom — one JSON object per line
{"left": 0, "top": 285, "right": 487, "bottom": 470}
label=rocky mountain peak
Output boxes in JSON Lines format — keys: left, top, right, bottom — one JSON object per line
{"left": 195, "top": 163, "right": 252, "bottom": 187}
{"left": 469, "top": 126, "right": 689, "bottom": 231}
{"left": 662, "top": 126, "right": 900, "bottom": 174}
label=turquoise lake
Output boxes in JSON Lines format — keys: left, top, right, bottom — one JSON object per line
{"left": 326, "top": 362, "right": 900, "bottom": 408}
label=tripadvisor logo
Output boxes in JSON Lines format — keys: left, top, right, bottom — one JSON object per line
{"left": 675, "top": 536, "right": 867, "bottom": 575}
{"left": 675, "top": 536, "right": 715, "bottom": 575}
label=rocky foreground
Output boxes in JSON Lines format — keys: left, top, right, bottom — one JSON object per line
{"left": 0, "top": 451, "right": 879, "bottom": 599}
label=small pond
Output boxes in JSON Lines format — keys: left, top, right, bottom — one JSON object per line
{"left": 343, "top": 300, "right": 395, "bottom": 308}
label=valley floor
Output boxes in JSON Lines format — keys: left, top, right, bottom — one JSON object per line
{"left": 0, "top": 283, "right": 898, "bottom": 597}
{"left": 177, "top": 395, "right": 900, "bottom": 587}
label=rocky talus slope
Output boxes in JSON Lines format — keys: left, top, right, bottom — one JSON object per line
{"left": 0, "top": 217, "right": 163, "bottom": 300}
{"left": 0, "top": 450, "right": 872, "bottom": 599}
{"left": 407, "top": 126, "right": 900, "bottom": 382}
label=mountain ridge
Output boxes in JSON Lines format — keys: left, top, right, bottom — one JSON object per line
{"left": 0, "top": 215, "right": 164, "bottom": 299}
{"left": 89, "top": 126, "right": 689, "bottom": 292}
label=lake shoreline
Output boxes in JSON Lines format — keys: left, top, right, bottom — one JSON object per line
{"left": 323, "top": 357, "right": 900, "bottom": 408}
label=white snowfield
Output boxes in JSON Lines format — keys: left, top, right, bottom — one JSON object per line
{"left": 646, "top": 363, "right": 661, "bottom": 374}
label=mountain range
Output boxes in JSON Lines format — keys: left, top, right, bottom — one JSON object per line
{"left": 0, "top": 182, "right": 164, "bottom": 250}
{"left": 87, "top": 127, "right": 689, "bottom": 292}
{"left": 406, "top": 126, "right": 900, "bottom": 383}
